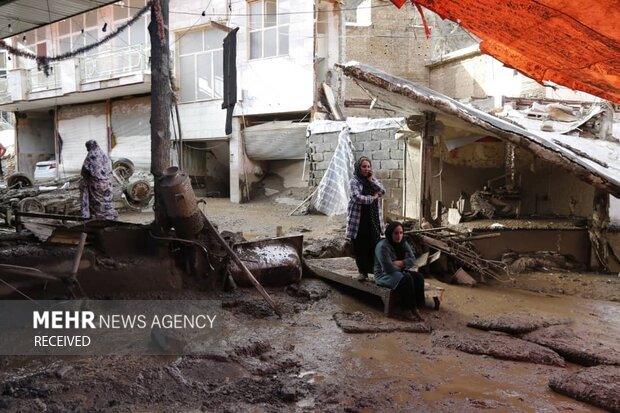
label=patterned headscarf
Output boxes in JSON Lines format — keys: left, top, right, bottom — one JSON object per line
{"left": 83, "top": 139, "right": 112, "bottom": 181}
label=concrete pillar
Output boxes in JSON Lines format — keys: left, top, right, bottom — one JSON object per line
{"left": 229, "top": 117, "right": 243, "bottom": 203}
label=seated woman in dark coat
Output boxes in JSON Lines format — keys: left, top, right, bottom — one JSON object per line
{"left": 374, "top": 221, "right": 425, "bottom": 321}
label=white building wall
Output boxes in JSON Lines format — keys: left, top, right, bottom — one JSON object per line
{"left": 230, "top": 0, "right": 315, "bottom": 116}
{"left": 176, "top": 100, "right": 227, "bottom": 140}
{"left": 169, "top": 1, "right": 233, "bottom": 139}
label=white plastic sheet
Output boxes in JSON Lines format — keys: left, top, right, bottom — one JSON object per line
{"left": 311, "top": 128, "right": 355, "bottom": 216}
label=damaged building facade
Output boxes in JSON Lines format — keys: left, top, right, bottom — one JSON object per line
{"left": 0, "top": 0, "right": 346, "bottom": 201}
{"left": 340, "top": 62, "right": 620, "bottom": 273}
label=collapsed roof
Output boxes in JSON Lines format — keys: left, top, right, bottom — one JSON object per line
{"left": 339, "top": 62, "right": 620, "bottom": 198}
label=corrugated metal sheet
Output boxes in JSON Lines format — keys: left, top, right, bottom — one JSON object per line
{"left": 110, "top": 96, "right": 150, "bottom": 171}
{"left": 243, "top": 121, "right": 307, "bottom": 160}
{"left": 58, "top": 102, "right": 107, "bottom": 175}
{"left": 0, "top": 0, "right": 118, "bottom": 40}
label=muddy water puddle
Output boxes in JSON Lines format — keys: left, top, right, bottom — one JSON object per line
{"left": 334, "top": 280, "right": 618, "bottom": 412}
{"left": 1, "top": 276, "right": 618, "bottom": 412}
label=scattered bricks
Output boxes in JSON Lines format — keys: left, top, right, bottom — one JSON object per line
{"left": 381, "top": 160, "right": 400, "bottom": 170}
{"left": 312, "top": 153, "right": 324, "bottom": 162}
{"left": 353, "top": 132, "right": 373, "bottom": 143}
{"left": 372, "top": 129, "right": 391, "bottom": 141}
{"left": 390, "top": 149, "right": 404, "bottom": 160}
{"left": 390, "top": 170, "right": 403, "bottom": 179}
{"left": 363, "top": 141, "right": 381, "bottom": 151}
{"left": 372, "top": 150, "right": 390, "bottom": 160}
{"left": 381, "top": 140, "right": 399, "bottom": 150}
{"left": 374, "top": 170, "right": 391, "bottom": 179}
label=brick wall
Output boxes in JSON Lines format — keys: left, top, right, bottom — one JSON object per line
{"left": 308, "top": 128, "right": 405, "bottom": 213}
{"left": 345, "top": 0, "right": 432, "bottom": 117}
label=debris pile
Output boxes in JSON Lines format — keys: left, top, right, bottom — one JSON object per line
{"left": 501, "top": 251, "right": 583, "bottom": 274}
{"left": 0, "top": 161, "right": 154, "bottom": 223}
{"left": 404, "top": 225, "right": 510, "bottom": 282}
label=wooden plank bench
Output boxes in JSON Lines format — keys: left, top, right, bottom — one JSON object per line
{"left": 306, "top": 257, "right": 445, "bottom": 315}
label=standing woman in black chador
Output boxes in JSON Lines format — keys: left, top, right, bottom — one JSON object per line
{"left": 346, "top": 156, "right": 385, "bottom": 281}
{"left": 374, "top": 221, "right": 425, "bottom": 321}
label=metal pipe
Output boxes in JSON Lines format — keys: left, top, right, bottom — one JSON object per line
{"left": 148, "top": 231, "right": 213, "bottom": 271}
{"left": 0, "top": 264, "right": 59, "bottom": 281}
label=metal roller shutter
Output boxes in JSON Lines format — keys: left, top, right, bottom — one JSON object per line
{"left": 243, "top": 121, "right": 307, "bottom": 160}
{"left": 58, "top": 102, "right": 108, "bottom": 176}
{"left": 110, "top": 96, "right": 151, "bottom": 171}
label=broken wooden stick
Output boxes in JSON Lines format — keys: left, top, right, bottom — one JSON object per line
{"left": 289, "top": 188, "right": 318, "bottom": 216}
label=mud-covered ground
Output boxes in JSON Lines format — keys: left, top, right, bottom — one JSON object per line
{"left": 2, "top": 198, "right": 619, "bottom": 412}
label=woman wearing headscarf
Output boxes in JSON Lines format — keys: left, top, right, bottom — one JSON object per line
{"left": 374, "top": 221, "right": 425, "bottom": 321}
{"left": 346, "top": 156, "right": 385, "bottom": 281}
{"left": 79, "top": 140, "right": 118, "bottom": 220}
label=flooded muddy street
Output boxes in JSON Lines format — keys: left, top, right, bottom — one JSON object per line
{"left": 1, "top": 275, "right": 618, "bottom": 412}
{"left": 1, "top": 200, "right": 619, "bottom": 411}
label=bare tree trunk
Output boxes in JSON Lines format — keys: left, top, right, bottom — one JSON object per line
{"left": 149, "top": 0, "right": 171, "bottom": 231}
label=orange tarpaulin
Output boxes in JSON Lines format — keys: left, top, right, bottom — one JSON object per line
{"left": 394, "top": 0, "right": 620, "bottom": 103}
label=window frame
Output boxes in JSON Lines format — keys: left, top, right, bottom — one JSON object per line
{"left": 177, "top": 27, "right": 226, "bottom": 103}
{"left": 248, "top": 0, "right": 290, "bottom": 60}
{"left": 345, "top": 0, "right": 372, "bottom": 27}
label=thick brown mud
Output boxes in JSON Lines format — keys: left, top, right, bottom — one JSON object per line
{"left": 431, "top": 329, "right": 566, "bottom": 366}
{"left": 467, "top": 313, "right": 572, "bottom": 334}
{"left": 549, "top": 365, "right": 620, "bottom": 413}
{"left": 522, "top": 325, "right": 620, "bottom": 366}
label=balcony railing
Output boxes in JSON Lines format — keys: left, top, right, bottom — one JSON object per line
{"left": 0, "top": 78, "right": 10, "bottom": 103}
{"left": 80, "top": 44, "right": 149, "bottom": 83}
{"left": 27, "top": 64, "right": 61, "bottom": 93}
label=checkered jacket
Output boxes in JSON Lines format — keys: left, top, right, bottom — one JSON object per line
{"left": 346, "top": 176, "right": 386, "bottom": 240}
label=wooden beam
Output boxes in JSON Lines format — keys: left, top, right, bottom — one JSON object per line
{"left": 590, "top": 188, "right": 610, "bottom": 272}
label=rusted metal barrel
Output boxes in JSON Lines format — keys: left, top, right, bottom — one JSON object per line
{"left": 159, "top": 166, "right": 204, "bottom": 238}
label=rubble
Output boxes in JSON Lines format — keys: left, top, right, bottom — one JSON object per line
{"left": 501, "top": 251, "right": 583, "bottom": 274}
{"left": 303, "top": 237, "right": 351, "bottom": 259}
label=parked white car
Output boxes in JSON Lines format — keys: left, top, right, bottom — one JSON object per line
{"left": 34, "top": 160, "right": 58, "bottom": 181}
